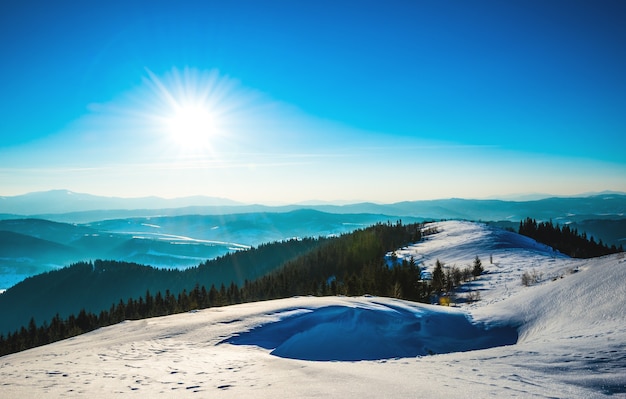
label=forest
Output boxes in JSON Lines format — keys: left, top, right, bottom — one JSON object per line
{"left": 0, "top": 236, "right": 328, "bottom": 336}
{"left": 518, "top": 217, "right": 623, "bottom": 258}
{"left": 0, "top": 221, "right": 430, "bottom": 356}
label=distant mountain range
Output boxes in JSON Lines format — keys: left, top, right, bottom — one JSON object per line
{"left": 1, "top": 190, "right": 625, "bottom": 224}
{"left": 0, "top": 190, "right": 243, "bottom": 215}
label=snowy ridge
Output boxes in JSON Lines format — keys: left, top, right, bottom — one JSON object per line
{"left": 392, "top": 221, "right": 570, "bottom": 307}
{"left": 1, "top": 221, "right": 624, "bottom": 398}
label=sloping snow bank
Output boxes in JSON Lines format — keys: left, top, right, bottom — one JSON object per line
{"left": 473, "top": 254, "right": 626, "bottom": 343}
{"left": 468, "top": 252, "right": 626, "bottom": 396}
{"left": 225, "top": 299, "right": 517, "bottom": 361}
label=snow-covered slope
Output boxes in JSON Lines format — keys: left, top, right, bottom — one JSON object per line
{"left": 1, "top": 221, "right": 624, "bottom": 398}
{"left": 391, "top": 220, "right": 570, "bottom": 306}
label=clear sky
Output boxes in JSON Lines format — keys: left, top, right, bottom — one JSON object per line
{"left": 1, "top": 0, "right": 625, "bottom": 204}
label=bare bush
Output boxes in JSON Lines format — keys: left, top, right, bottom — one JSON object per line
{"left": 521, "top": 269, "right": 543, "bottom": 286}
{"left": 467, "top": 290, "right": 481, "bottom": 302}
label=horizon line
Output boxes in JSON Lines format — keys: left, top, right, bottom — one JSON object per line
{"left": 1, "top": 188, "right": 625, "bottom": 208}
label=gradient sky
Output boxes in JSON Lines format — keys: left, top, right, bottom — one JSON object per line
{"left": 1, "top": 0, "right": 625, "bottom": 204}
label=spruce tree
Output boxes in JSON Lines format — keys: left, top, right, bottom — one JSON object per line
{"left": 472, "top": 256, "right": 484, "bottom": 278}
{"left": 432, "top": 259, "right": 445, "bottom": 292}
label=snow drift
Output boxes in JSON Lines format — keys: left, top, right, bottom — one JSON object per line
{"left": 226, "top": 301, "right": 517, "bottom": 361}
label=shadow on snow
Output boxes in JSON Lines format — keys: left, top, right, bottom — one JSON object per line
{"left": 223, "top": 303, "right": 518, "bottom": 361}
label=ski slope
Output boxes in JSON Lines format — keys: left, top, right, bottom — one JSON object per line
{"left": 1, "top": 221, "right": 624, "bottom": 398}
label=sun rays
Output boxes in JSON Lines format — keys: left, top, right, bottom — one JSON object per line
{"left": 141, "top": 67, "right": 244, "bottom": 159}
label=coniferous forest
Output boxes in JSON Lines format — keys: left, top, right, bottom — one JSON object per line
{"left": 518, "top": 218, "right": 623, "bottom": 258}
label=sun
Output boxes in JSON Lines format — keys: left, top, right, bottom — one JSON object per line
{"left": 141, "top": 67, "right": 241, "bottom": 157}
{"left": 165, "top": 103, "right": 216, "bottom": 149}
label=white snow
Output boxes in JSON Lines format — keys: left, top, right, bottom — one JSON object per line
{"left": 1, "top": 221, "right": 624, "bottom": 398}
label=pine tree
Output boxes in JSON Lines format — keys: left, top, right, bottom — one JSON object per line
{"left": 432, "top": 259, "right": 445, "bottom": 293}
{"left": 472, "top": 256, "right": 484, "bottom": 278}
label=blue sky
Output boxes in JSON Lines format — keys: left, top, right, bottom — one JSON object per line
{"left": 1, "top": 0, "right": 624, "bottom": 203}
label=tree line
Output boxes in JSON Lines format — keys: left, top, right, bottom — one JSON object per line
{"left": 0, "top": 236, "right": 329, "bottom": 337}
{"left": 518, "top": 217, "right": 623, "bottom": 258}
